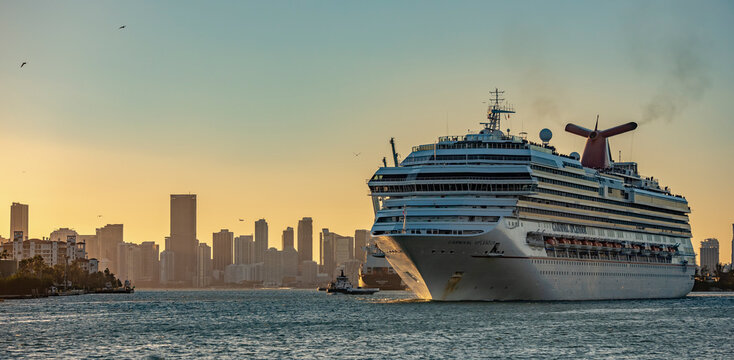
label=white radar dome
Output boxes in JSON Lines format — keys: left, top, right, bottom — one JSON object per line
{"left": 539, "top": 128, "right": 553, "bottom": 143}
{"left": 570, "top": 152, "right": 581, "bottom": 160}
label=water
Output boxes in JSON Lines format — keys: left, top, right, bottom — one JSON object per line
{"left": 2, "top": 290, "right": 733, "bottom": 359}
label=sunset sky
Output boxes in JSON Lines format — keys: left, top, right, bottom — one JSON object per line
{"left": 1, "top": 1, "right": 733, "bottom": 262}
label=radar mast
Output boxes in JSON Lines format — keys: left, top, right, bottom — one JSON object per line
{"left": 480, "top": 88, "right": 515, "bottom": 133}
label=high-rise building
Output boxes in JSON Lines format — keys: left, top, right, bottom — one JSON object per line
{"left": 254, "top": 219, "right": 268, "bottom": 263}
{"left": 281, "top": 246, "right": 298, "bottom": 281}
{"left": 213, "top": 229, "right": 234, "bottom": 272}
{"left": 297, "top": 217, "right": 313, "bottom": 263}
{"left": 195, "top": 242, "right": 212, "bottom": 287}
{"left": 78, "top": 234, "right": 98, "bottom": 260}
{"left": 354, "top": 229, "right": 369, "bottom": 263}
{"left": 234, "top": 235, "right": 254, "bottom": 265}
{"left": 117, "top": 242, "right": 142, "bottom": 283}
{"left": 320, "top": 228, "right": 354, "bottom": 278}
{"left": 10, "top": 202, "right": 29, "bottom": 241}
{"left": 160, "top": 250, "right": 175, "bottom": 285}
{"left": 169, "top": 194, "right": 197, "bottom": 285}
{"left": 282, "top": 227, "right": 294, "bottom": 250}
{"left": 96, "top": 224, "right": 123, "bottom": 274}
{"left": 49, "top": 228, "right": 78, "bottom": 243}
{"left": 700, "top": 238, "right": 719, "bottom": 275}
{"left": 139, "top": 241, "right": 160, "bottom": 286}
{"left": 263, "top": 247, "right": 282, "bottom": 286}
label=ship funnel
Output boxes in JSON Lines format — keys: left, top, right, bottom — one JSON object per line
{"left": 565, "top": 119, "right": 637, "bottom": 169}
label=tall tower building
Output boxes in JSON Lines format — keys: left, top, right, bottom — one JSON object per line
{"left": 282, "top": 227, "right": 294, "bottom": 250}
{"left": 297, "top": 217, "right": 313, "bottom": 263}
{"left": 212, "top": 229, "right": 234, "bottom": 272}
{"left": 354, "top": 229, "right": 369, "bottom": 263}
{"left": 96, "top": 224, "right": 123, "bottom": 274}
{"left": 234, "top": 235, "right": 254, "bottom": 265}
{"left": 700, "top": 238, "right": 719, "bottom": 275}
{"left": 10, "top": 202, "right": 29, "bottom": 241}
{"left": 320, "top": 228, "right": 354, "bottom": 277}
{"left": 195, "top": 242, "right": 212, "bottom": 288}
{"left": 254, "top": 219, "right": 268, "bottom": 263}
{"left": 169, "top": 194, "right": 197, "bottom": 285}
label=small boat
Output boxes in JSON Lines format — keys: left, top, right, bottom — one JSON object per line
{"left": 326, "top": 271, "right": 379, "bottom": 295}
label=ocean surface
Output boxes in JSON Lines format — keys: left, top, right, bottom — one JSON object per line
{"left": 2, "top": 290, "right": 733, "bottom": 359}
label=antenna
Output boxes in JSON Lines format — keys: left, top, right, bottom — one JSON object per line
{"left": 382, "top": 157, "right": 387, "bottom": 167}
{"left": 482, "top": 88, "right": 515, "bottom": 133}
{"left": 389, "top": 138, "right": 399, "bottom": 167}
{"left": 618, "top": 150, "right": 621, "bottom": 163}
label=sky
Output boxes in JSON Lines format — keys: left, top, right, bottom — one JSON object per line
{"left": 0, "top": 1, "right": 733, "bottom": 263}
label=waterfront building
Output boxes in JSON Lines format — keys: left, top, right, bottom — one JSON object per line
{"left": 263, "top": 247, "right": 282, "bottom": 286}
{"left": 700, "top": 238, "right": 720, "bottom": 275}
{"left": 299, "top": 260, "right": 318, "bottom": 285}
{"left": 224, "top": 263, "right": 263, "bottom": 284}
{"left": 234, "top": 235, "right": 254, "bottom": 265}
{"left": 282, "top": 227, "right": 294, "bottom": 250}
{"left": 297, "top": 217, "right": 313, "bottom": 264}
{"left": 10, "top": 202, "right": 29, "bottom": 241}
{"left": 49, "top": 228, "right": 78, "bottom": 243}
{"left": 78, "top": 234, "right": 98, "bottom": 260}
{"left": 212, "top": 229, "right": 234, "bottom": 272}
{"left": 2, "top": 236, "right": 89, "bottom": 269}
{"left": 160, "top": 250, "right": 175, "bottom": 285}
{"left": 96, "top": 224, "right": 123, "bottom": 274}
{"left": 254, "top": 219, "right": 268, "bottom": 263}
{"left": 281, "top": 246, "right": 299, "bottom": 282}
{"left": 320, "top": 229, "right": 354, "bottom": 278}
{"left": 194, "top": 242, "right": 212, "bottom": 288}
{"left": 169, "top": 194, "right": 197, "bottom": 285}
{"left": 139, "top": 241, "right": 160, "bottom": 286}
{"left": 354, "top": 229, "right": 369, "bottom": 263}
{"left": 117, "top": 242, "right": 142, "bottom": 283}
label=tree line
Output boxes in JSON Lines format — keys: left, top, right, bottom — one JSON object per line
{"left": 0, "top": 255, "right": 122, "bottom": 295}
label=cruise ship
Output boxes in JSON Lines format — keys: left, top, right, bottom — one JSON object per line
{"left": 367, "top": 89, "right": 696, "bottom": 301}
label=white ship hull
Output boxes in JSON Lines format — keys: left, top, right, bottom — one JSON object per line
{"left": 375, "top": 219, "right": 695, "bottom": 301}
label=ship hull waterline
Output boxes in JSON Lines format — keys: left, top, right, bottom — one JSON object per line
{"left": 374, "top": 220, "right": 695, "bottom": 301}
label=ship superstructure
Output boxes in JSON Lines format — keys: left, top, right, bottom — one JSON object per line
{"left": 367, "top": 89, "right": 695, "bottom": 301}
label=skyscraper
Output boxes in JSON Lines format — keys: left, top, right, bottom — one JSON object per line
{"left": 354, "top": 229, "right": 369, "bottom": 263}
{"left": 297, "top": 217, "right": 313, "bottom": 263}
{"left": 96, "top": 224, "right": 123, "bottom": 274}
{"left": 169, "top": 194, "right": 197, "bottom": 285}
{"left": 254, "top": 219, "right": 268, "bottom": 263}
{"left": 10, "top": 202, "right": 29, "bottom": 241}
{"left": 139, "top": 241, "right": 160, "bottom": 286}
{"left": 263, "top": 247, "right": 282, "bottom": 286}
{"left": 195, "top": 242, "right": 212, "bottom": 288}
{"left": 234, "top": 235, "right": 254, "bottom": 265}
{"left": 700, "top": 238, "right": 719, "bottom": 275}
{"left": 282, "top": 227, "right": 294, "bottom": 250}
{"left": 213, "top": 229, "right": 234, "bottom": 272}
{"left": 320, "top": 228, "right": 354, "bottom": 278}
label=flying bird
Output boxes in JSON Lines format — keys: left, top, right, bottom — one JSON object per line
{"left": 353, "top": 152, "right": 361, "bottom": 157}
{"left": 119, "top": 25, "right": 126, "bottom": 29}
{"left": 20, "top": 62, "right": 26, "bottom": 68}
{"left": 239, "top": 219, "right": 244, "bottom": 222}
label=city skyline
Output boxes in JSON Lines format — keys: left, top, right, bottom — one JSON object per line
{"left": 1, "top": 1, "right": 733, "bottom": 262}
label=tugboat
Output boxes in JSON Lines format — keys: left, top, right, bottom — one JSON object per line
{"left": 326, "top": 270, "right": 379, "bottom": 295}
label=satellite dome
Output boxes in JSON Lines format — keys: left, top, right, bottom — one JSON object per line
{"left": 539, "top": 128, "right": 553, "bottom": 142}
{"left": 570, "top": 152, "right": 581, "bottom": 160}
